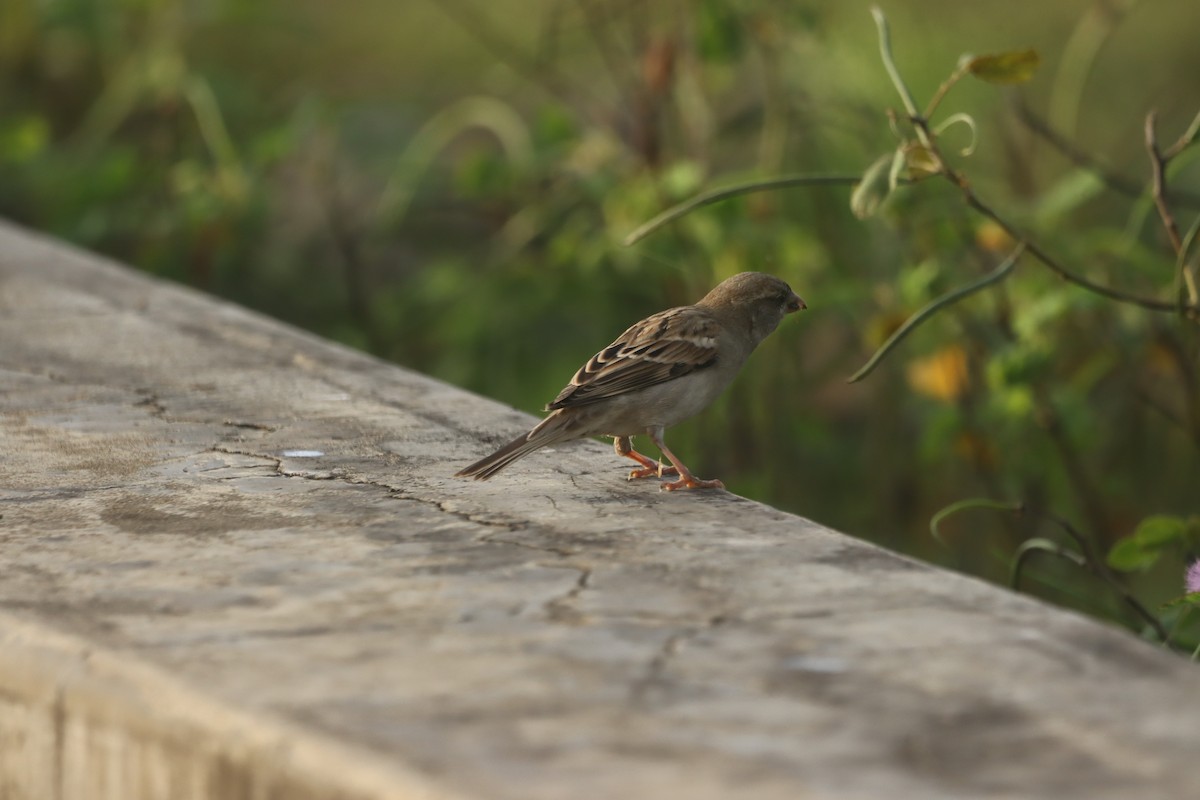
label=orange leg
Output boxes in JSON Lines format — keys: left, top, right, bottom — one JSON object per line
{"left": 613, "top": 436, "right": 678, "bottom": 481}
{"left": 647, "top": 428, "right": 724, "bottom": 492}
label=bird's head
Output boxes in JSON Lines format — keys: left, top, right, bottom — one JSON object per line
{"left": 699, "top": 272, "right": 806, "bottom": 345}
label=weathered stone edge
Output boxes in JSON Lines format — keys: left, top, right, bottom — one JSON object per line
{"left": 0, "top": 609, "right": 468, "bottom": 800}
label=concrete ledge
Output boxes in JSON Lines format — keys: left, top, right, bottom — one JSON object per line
{"left": 2, "top": 217, "right": 1200, "bottom": 799}
{"left": 0, "top": 612, "right": 461, "bottom": 800}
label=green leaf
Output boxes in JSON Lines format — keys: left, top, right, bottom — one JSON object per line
{"left": 1132, "top": 515, "right": 1188, "bottom": 547}
{"left": 1035, "top": 169, "right": 1105, "bottom": 222}
{"left": 659, "top": 160, "right": 704, "bottom": 199}
{"left": 966, "top": 49, "right": 1040, "bottom": 84}
{"left": 697, "top": 0, "right": 745, "bottom": 62}
{"left": 1104, "top": 515, "right": 1190, "bottom": 573}
{"left": 1106, "top": 537, "right": 1161, "bottom": 572}
{"left": 0, "top": 114, "right": 49, "bottom": 163}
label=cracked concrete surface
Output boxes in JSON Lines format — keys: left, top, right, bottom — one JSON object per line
{"left": 3, "top": 218, "right": 1200, "bottom": 800}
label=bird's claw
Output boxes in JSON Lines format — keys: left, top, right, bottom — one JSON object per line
{"left": 627, "top": 464, "right": 680, "bottom": 481}
{"left": 660, "top": 476, "right": 725, "bottom": 492}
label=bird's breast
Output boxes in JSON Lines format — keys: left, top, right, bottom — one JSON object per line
{"left": 594, "top": 368, "right": 735, "bottom": 436}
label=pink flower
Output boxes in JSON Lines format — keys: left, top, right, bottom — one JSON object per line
{"left": 1186, "top": 561, "right": 1200, "bottom": 594}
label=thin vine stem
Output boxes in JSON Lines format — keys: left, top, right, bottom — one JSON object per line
{"left": 870, "top": 6, "right": 930, "bottom": 149}
{"left": 622, "top": 174, "right": 861, "bottom": 246}
{"left": 869, "top": 8, "right": 1186, "bottom": 315}
{"left": 1041, "top": 511, "right": 1171, "bottom": 643}
{"left": 848, "top": 243, "right": 1025, "bottom": 383}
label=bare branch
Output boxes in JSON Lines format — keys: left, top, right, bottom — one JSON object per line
{"left": 960, "top": 186, "right": 1186, "bottom": 313}
{"left": 924, "top": 62, "right": 969, "bottom": 121}
{"left": 1015, "top": 103, "right": 1200, "bottom": 209}
{"left": 1145, "top": 111, "right": 1184, "bottom": 256}
{"left": 1146, "top": 110, "right": 1200, "bottom": 308}
{"left": 907, "top": 112, "right": 1191, "bottom": 315}
{"left": 1163, "top": 108, "right": 1200, "bottom": 160}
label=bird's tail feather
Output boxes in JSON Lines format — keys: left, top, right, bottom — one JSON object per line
{"left": 455, "top": 414, "right": 574, "bottom": 480}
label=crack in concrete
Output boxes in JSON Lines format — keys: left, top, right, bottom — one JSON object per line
{"left": 176, "top": 444, "right": 679, "bottom": 628}
{"left": 223, "top": 419, "right": 277, "bottom": 431}
{"left": 480, "top": 534, "right": 578, "bottom": 558}
{"left": 313, "top": 370, "right": 498, "bottom": 443}
{"left": 134, "top": 390, "right": 279, "bottom": 437}
{"left": 433, "top": 501, "right": 523, "bottom": 531}
{"left": 210, "top": 445, "right": 283, "bottom": 471}
{"left": 209, "top": 444, "right": 553, "bottom": 541}
{"left": 133, "top": 391, "right": 169, "bottom": 419}
{"left": 0, "top": 362, "right": 79, "bottom": 384}
{"left": 1, "top": 484, "right": 134, "bottom": 502}
{"left": 544, "top": 565, "right": 593, "bottom": 624}
{"left": 278, "top": 466, "right": 339, "bottom": 480}
{"left": 629, "top": 613, "right": 730, "bottom": 705}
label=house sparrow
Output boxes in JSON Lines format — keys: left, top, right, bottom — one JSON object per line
{"left": 455, "top": 272, "right": 806, "bottom": 490}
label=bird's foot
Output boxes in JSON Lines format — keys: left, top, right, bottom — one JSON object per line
{"left": 661, "top": 476, "right": 725, "bottom": 492}
{"left": 620, "top": 446, "right": 678, "bottom": 481}
{"left": 627, "top": 464, "right": 679, "bottom": 480}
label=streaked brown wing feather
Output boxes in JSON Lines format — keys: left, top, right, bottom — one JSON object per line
{"left": 547, "top": 306, "right": 720, "bottom": 409}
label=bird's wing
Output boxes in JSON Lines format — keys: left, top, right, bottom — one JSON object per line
{"left": 547, "top": 306, "right": 720, "bottom": 409}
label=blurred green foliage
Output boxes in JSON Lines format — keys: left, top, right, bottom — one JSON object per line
{"left": 3, "top": 0, "right": 1200, "bottom": 648}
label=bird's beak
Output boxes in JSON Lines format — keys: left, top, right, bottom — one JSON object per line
{"left": 786, "top": 294, "right": 807, "bottom": 313}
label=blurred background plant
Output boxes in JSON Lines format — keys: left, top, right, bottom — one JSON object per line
{"left": 3, "top": 0, "right": 1198, "bottom": 649}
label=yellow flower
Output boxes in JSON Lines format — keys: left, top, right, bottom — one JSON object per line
{"left": 907, "top": 345, "right": 969, "bottom": 403}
